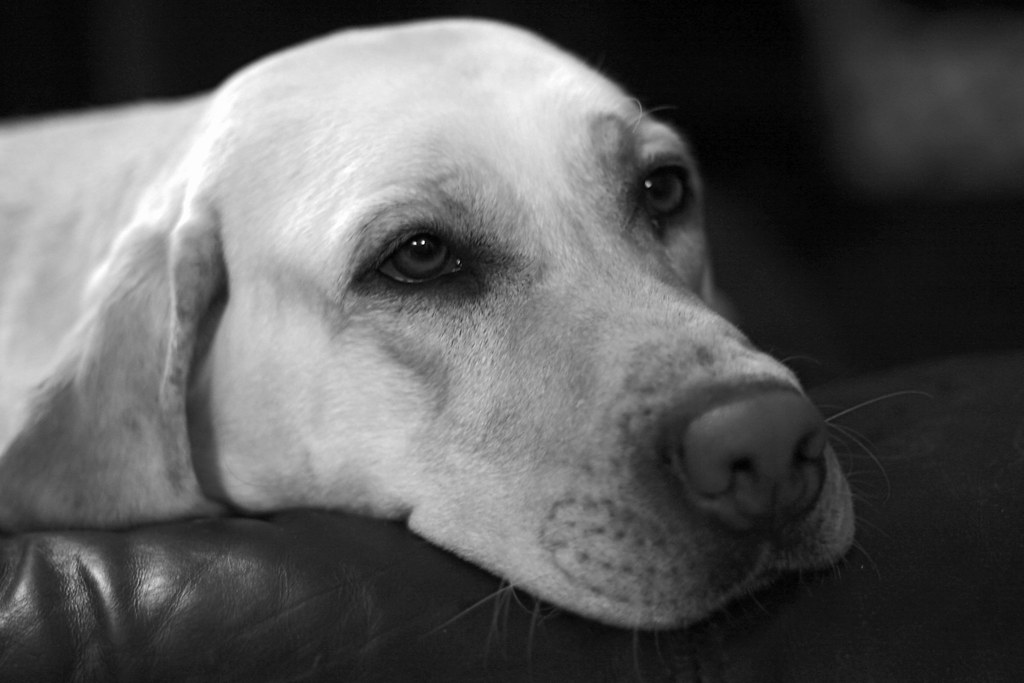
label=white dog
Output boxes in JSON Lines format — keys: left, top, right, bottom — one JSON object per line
{"left": 0, "top": 18, "right": 853, "bottom": 628}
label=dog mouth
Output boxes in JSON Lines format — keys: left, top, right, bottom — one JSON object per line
{"left": 534, "top": 431, "right": 855, "bottom": 629}
{"left": 538, "top": 494, "right": 837, "bottom": 628}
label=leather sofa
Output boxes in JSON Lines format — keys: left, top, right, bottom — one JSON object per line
{"left": 3, "top": 353, "right": 1022, "bottom": 681}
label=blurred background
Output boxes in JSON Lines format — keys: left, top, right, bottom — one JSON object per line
{"left": 2, "top": 0, "right": 1022, "bottom": 386}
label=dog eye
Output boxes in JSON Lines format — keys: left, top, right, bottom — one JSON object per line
{"left": 642, "top": 166, "right": 691, "bottom": 218}
{"left": 378, "top": 233, "right": 462, "bottom": 283}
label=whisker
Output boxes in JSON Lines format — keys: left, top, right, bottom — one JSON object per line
{"left": 651, "top": 628, "right": 665, "bottom": 670}
{"left": 627, "top": 97, "right": 645, "bottom": 130}
{"left": 826, "top": 421, "right": 875, "bottom": 453}
{"left": 425, "top": 581, "right": 516, "bottom": 637}
{"left": 526, "top": 600, "right": 542, "bottom": 673}
{"left": 632, "top": 628, "right": 646, "bottom": 682}
{"left": 847, "top": 487, "right": 886, "bottom": 512}
{"left": 827, "top": 422, "right": 891, "bottom": 502}
{"left": 849, "top": 539, "right": 882, "bottom": 579}
{"left": 829, "top": 557, "right": 844, "bottom": 581}
{"left": 820, "top": 390, "right": 928, "bottom": 506}
{"left": 489, "top": 581, "right": 515, "bottom": 657}
{"left": 850, "top": 513, "right": 889, "bottom": 543}
{"left": 645, "top": 103, "right": 678, "bottom": 117}
{"left": 627, "top": 101, "right": 678, "bottom": 131}
{"left": 825, "top": 423, "right": 860, "bottom": 453}
{"left": 779, "top": 354, "right": 824, "bottom": 368}
{"left": 824, "top": 390, "right": 932, "bottom": 423}
{"left": 508, "top": 584, "right": 534, "bottom": 614}
{"left": 748, "top": 589, "right": 770, "bottom": 615}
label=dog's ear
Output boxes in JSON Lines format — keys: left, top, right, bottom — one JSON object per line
{"left": 0, "top": 194, "right": 227, "bottom": 530}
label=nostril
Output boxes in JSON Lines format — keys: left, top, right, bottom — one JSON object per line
{"left": 673, "top": 390, "right": 827, "bottom": 533}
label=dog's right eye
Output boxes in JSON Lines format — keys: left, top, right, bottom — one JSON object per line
{"left": 378, "top": 233, "right": 462, "bottom": 283}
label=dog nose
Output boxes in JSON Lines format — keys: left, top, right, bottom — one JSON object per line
{"left": 675, "top": 391, "right": 827, "bottom": 533}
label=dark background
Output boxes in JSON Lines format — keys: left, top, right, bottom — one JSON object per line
{"left": 3, "top": 0, "right": 1023, "bottom": 386}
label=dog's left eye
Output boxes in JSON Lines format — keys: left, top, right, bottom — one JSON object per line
{"left": 642, "top": 166, "right": 691, "bottom": 218}
{"left": 378, "top": 233, "right": 462, "bottom": 283}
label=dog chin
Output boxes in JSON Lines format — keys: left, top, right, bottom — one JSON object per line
{"left": 556, "top": 532, "right": 850, "bottom": 631}
{"left": 546, "top": 557, "right": 776, "bottom": 631}
{"left": 537, "top": 476, "right": 855, "bottom": 629}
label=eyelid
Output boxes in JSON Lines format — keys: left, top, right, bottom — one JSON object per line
{"left": 638, "top": 150, "right": 692, "bottom": 176}
{"left": 373, "top": 229, "right": 427, "bottom": 270}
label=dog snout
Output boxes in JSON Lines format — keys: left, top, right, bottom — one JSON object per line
{"left": 669, "top": 391, "right": 827, "bottom": 534}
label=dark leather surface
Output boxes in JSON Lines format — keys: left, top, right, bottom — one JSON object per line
{"left": 2, "top": 352, "right": 1022, "bottom": 681}
{"left": 693, "top": 351, "right": 1024, "bottom": 682}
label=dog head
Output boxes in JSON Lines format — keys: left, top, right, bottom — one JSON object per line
{"left": 0, "top": 19, "right": 853, "bottom": 628}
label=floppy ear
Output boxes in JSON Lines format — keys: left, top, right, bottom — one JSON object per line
{"left": 0, "top": 195, "right": 227, "bottom": 531}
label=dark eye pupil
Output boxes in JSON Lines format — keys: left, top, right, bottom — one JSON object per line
{"left": 392, "top": 234, "right": 448, "bottom": 279}
{"left": 407, "top": 236, "right": 440, "bottom": 259}
{"left": 643, "top": 168, "right": 688, "bottom": 215}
